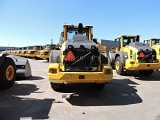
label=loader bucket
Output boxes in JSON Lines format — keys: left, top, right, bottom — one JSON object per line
{"left": 7, "top": 55, "right": 32, "bottom": 79}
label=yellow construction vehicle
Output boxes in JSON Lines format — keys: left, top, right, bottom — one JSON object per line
{"left": 27, "top": 45, "right": 44, "bottom": 59}
{"left": 14, "top": 48, "right": 19, "bottom": 56}
{"left": 20, "top": 47, "right": 27, "bottom": 57}
{"left": 144, "top": 38, "right": 160, "bottom": 63}
{"left": 48, "top": 23, "right": 113, "bottom": 90}
{"left": 108, "top": 35, "right": 160, "bottom": 75}
{"left": 15, "top": 47, "right": 22, "bottom": 56}
{"left": 24, "top": 46, "right": 33, "bottom": 58}
{"left": 10, "top": 48, "right": 15, "bottom": 55}
{"left": 36, "top": 44, "right": 57, "bottom": 62}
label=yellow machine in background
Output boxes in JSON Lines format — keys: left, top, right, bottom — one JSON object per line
{"left": 108, "top": 35, "right": 160, "bottom": 75}
{"left": 144, "top": 38, "right": 160, "bottom": 63}
{"left": 37, "top": 44, "right": 57, "bottom": 62}
{"left": 16, "top": 47, "right": 22, "bottom": 56}
{"left": 14, "top": 48, "right": 19, "bottom": 56}
{"left": 27, "top": 45, "right": 44, "bottom": 59}
{"left": 20, "top": 47, "right": 27, "bottom": 57}
{"left": 48, "top": 23, "right": 113, "bottom": 90}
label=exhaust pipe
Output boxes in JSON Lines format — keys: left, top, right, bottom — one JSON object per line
{"left": 7, "top": 55, "right": 32, "bottom": 79}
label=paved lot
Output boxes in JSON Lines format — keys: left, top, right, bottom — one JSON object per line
{"left": 0, "top": 59, "right": 160, "bottom": 120}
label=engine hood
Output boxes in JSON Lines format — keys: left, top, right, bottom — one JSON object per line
{"left": 127, "top": 42, "right": 153, "bottom": 51}
{"left": 155, "top": 43, "right": 160, "bottom": 45}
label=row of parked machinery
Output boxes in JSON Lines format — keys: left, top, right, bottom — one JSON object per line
{"left": 1, "top": 22, "right": 160, "bottom": 90}
{"left": 2, "top": 43, "right": 61, "bottom": 62}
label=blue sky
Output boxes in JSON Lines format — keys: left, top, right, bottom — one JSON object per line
{"left": 0, "top": 0, "right": 160, "bottom": 47}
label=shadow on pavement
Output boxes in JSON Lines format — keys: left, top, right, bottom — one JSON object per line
{"left": 133, "top": 71, "right": 160, "bottom": 81}
{"left": 0, "top": 83, "right": 54, "bottom": 120}
{"left": 16, "top": 76, "right": 44, "bottom": 81}
{"left": 56, "top": 78, "right": 142, "bottom": 106}
{"left": 120, "top": 70, "right": 160, "bottom": 81}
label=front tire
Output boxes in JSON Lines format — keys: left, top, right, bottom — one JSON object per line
{"left": 0, "top": 57, "right": 16, "bottom": 90}
{"left": 115, "top": 56, "right": 125, "bottom": 75}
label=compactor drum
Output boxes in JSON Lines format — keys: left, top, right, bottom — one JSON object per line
{"left": 0, "top": 54, "right": 32, "bottom": 90}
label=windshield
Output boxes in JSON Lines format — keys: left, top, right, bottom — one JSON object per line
{"left": 67, "top": 28, "right": 88, "bottom": 40}
{"left": 152, "top": 39, "right": 160, "bottom": 45}
{"left": 23, "top": 47, "right": 27, "bottom": 50}
{"left": 123, "top": 37, "right": 139, "bottom": 46}
{"left": 45, "top": 45, "right": 56, "bottom": 50}
{"left": 27, "top": 46, "right": 32, "bottom": 50}
{"left": 33, "top": 46, "right": 42, "bottom": 50}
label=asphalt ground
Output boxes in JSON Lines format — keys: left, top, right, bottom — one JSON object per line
{"left": 0, "top": 59, "right": 160, "bottom": 120}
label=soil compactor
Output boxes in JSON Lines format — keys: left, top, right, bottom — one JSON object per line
{"left": 108, "top": 35, "right": 160, "bottom": 75}
{"left": 48, "top": 23, "right": 113, "bottom": 90}
{"left": 0, "top": 53, "right": 32, "bottom": 90}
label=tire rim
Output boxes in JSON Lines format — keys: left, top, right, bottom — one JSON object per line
{"left": 6, "top": 65, "right": 15, "bottom": 81}
{"left": 115, "top": 61, "right": 120, "bottom": 70}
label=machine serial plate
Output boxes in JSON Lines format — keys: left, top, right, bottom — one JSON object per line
{"left": 79, "top": 75, "right": 85, "bottom": 79}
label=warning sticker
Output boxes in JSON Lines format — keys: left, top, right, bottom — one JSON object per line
{"left": 65, "top": 51, "right": 76, "bottom": 61}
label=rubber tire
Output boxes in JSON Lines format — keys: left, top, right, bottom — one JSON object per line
{"left": 50, "top": 82, "right": 64, "bottom": 90}
{"left": 101, "top": 54, "right": 108, "bottom": 64}
{"left": 92, "top": 83, "right": 106, "bottom": 90}
{"left": 115, "top": 56, "right": 125, "bottom": 75}
{"left": 139, "top": 70, "right": 154, "bottom": 76}
{"left": 0, "top": 57, "right": 16, "bottom": 90}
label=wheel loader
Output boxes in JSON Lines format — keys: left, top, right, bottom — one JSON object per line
{"left": 36, "top": 44, "right": 57, "bottom": 62}
{"left": 108, "top": 35, "right": 160, "bottom": 75}
{"left": 27, "top": 45, "right": 44, "bottom": 59}
{"left": 16, "top": 47, "right": 23, "bottom": 56}
{"left": 20, "top": 47, "right": 27, "bottom": 57}
{"left": 144, "top": 38, "right": 160, "bottom": 63}
{"left": 48, "top": 23, "right": 113, "bottom": 90}
{"left": 0, "top": 53, "right": 32, "bottom": 90}
{"left": 23, "top": 46, "right": 33, "bottom": 58}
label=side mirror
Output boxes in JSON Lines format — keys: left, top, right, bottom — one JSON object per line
{"left": 143, "top": 40, "right": 145, "bottom": 43}
{"left": 93, "top": 38, "right": 97, "bottom": 44}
